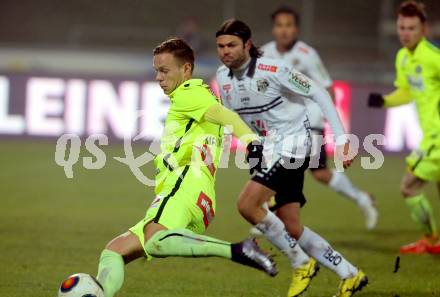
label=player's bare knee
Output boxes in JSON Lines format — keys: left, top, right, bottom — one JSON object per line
{"left": 280, "top": 213, "right": 302, "bottom": 239}
{"left": 237, "top": 197, "right": 253, "bottom": 219}
{"left": 104, "top": 238, "right": 124, "bottom": 254}
{"left": 400, "top": 183, "right": 411, "bottom": 198}
{"left": 400, "top": 178, "right": 418, "bottom": 198}
{"left": 400, "top": 183, "right": 420, "bottom": 198}
{"left": 286, "top": 223, "right": 303, "bottom": 240}
{"left": 312, "top": 171, "right": 325, "bottom": 183}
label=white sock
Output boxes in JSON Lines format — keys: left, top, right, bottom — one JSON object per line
{"left": 329, "top": 170, "right": 370, "bottom": 207}
{"left": 298, "top": 226, "right": 358, "bottom": 279}
{"left": 256, "top": 211, "right": 310, "bottom": 268}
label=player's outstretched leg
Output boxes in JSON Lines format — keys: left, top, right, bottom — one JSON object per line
{"left": 297, "top": 227, "right": 368, "bottom": 297}
{"left": 238, "top": 181, "right": 317, "bottom": 296}
{"left": 97, "top": 249, "right": 124, "bottom": 297}
{"left": 96, "top": 226, "right": 277, "bottom": 297}
{"left": 254, "top": 211, "right": 318, "bottom": 296}
{"left": 312, "top": 168, "right": 378, "bottom": 230}
{"left": 400, "top": 173, "right": 439, "bottom": 254}
{"left": 144, "top": 228, "right": 277, "bottom": 276}
{"left": 97, "top": 231, "right": 145, "bottom": 297}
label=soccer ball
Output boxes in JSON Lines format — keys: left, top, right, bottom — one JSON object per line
{"left": 58, "top": 273, "right": 104, "bottom": 297}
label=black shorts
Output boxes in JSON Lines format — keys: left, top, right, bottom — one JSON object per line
{"left": 251, "top": 157, "right": 310, "bottom": 210}
{"left": 309, "top": 128, "right": 327, "bottom": 171}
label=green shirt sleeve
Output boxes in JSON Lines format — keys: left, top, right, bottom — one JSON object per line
{"left": 394, "top": 49, "right": 410, "bottom": 89}
{"left": 173, "top": 85, "right": 219, "bottom": 122}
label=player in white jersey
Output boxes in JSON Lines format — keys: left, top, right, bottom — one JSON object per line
{"left": 215, "top": 19, "right": 368, "bottom": 297}
{"left": 260, "top": 6, "right": 378, "bottom": 230}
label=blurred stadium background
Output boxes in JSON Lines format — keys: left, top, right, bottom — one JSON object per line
{"left": 1, "top": 1, "right": 440, "bottom": 296}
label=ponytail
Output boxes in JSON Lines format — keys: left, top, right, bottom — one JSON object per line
{"left": 249, "top": 43, "right": 263, "bottom": 58}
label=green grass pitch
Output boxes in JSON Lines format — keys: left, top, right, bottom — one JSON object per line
{"left": 1, "top": 140, "right": 439, "bottom": 297}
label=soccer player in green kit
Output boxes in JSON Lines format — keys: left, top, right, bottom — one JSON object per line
{"left": 368, "top": 1, "right": 440, "bottom": 254}
{"left": 95, "top": 38, "right": 276, "bottom": 297}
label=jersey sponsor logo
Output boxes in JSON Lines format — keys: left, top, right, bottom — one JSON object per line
{"left": 204, "top": 135, "right": 221, "bottom": 146}
{"left": 298, "top": 46, "right": 309, "bottom": 54}
{"left": 258, "top": 63, "right": 278, "bottom": 72}
{"left": 197, "top": 192, "right": 215, "bottom": 227}
{"left": 222, "top": 84, "right": 232, "bottom": 93}
{"left": 407, "top": 75, "right": 425, "bottom": 91}
{"left": 256, "top": 79, "right": 269, "bottom": 93}
{"left": 196, "top": 143, "right": 216, "bottom": 176}
{"left": 323, "top": 246, "right": 342, "bottom": 266}
{"left": 251, "top": 119, "right": 268, "bottom": 136}
{"left": 240, "top": 96, "right": 251, "bottom": 105}
{"left": 288, "top": 71, "right": 311, "bottom": 93}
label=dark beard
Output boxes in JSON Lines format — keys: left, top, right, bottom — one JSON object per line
{"left": 228, "top": 53, "right": 247, "bottom": 70}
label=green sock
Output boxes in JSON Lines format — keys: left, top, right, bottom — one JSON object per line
{"left": 97, "top": 249, "right": 125, "bottom": 297}
{"left": 405, "top": 194, "right": 438, "bottom": 237}
{"left": 145, "top": 228, "right": 232, "bottom": 259}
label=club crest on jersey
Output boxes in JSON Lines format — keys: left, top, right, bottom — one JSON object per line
{"left": 415, "top": 65, "right": 423, "bottom": 74}
{"left": 288, "top": 71, "right": 311, "bottom": 93}
{"left": 256, "top": 79, "right": 269, "bottom": 93}
{"left": 258, "top": 63, "right": 278, "bottom": 72}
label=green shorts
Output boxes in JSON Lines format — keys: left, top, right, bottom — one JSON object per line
{"left": 129, "top": 165, "right": 217, "bottom": 252}
{"left": 406, "top": 138, "right": 440, "bottom": 181}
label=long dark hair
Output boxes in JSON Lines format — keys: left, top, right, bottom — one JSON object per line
{"left": 216, "top": 19, "right": 262, "bottom": 58}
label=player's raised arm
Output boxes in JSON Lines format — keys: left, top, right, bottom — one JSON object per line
{"left": 276, "top": 67, "right": 353, "bottom": 167}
